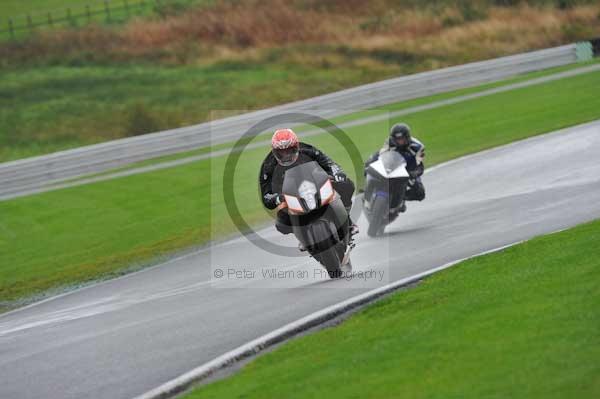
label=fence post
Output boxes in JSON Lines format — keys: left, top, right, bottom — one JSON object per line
{"left": 8, "top": 18, "right": 15, "bottom": 39}
{"left": 104, "top": 0, "right": 111, "bottom": 22}
{"left": 124, "top": 0, "right": 130, "bottom": 17}
{"left": 47, "top": 13, "right": 54, "bottom": 27}
{"left": 27, "top": 15, "right": 33, "bottom": 32}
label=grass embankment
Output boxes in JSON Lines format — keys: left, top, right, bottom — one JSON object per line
{"left": 1, "top": 0, "right": 599, "bottom": 161}
{"left": 183, "top": 219, "right": 600, "bottom": 399}
{"left": 57, "top": 60, "right": 600, "bottom": 183}
{"left": 1, "top": 68, "right": 599, "bottom": 311}
{"left": 0, "top": 64, "right": 384, "bottom": 161}
{"left": 1, "top": 0, "right": 90, "bottom": 16}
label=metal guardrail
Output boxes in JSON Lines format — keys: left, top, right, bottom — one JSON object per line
{"left": 0, "top": 44, "right": 581, "bottom": 198}
{"left": 576, "top": 41, "right": 594, "bottom": 62}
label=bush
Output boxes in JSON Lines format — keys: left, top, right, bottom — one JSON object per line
{"left": 124, "top": 103, "right": 163, "bottom": 136}
{"left": 154, "top": 0, "right": 198, "bottom": 18}
{"left": 458, "top": 1, "right": 488, "bottom": 22}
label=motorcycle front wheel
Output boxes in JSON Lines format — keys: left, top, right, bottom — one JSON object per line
{"left": 309, "top": 221, "right": 343, "bottom": 278}
{"left": 367, "top": 195, "right": 388, "bottom": 237}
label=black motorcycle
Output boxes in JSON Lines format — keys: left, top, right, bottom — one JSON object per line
{"left": 281, "top": 161, "right": 354, "bottom": 278}
{"left": 363, "top": 150, "right": 410, "bottom": 237}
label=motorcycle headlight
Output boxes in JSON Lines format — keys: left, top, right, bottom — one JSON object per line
{"left": 284, "top": 195, "right": 304, "bottom": 213}
{"left": 319, "top": 179, "right": 334, "bottom": 205}
{"left": 298, "top": 181, "right": 317, "bottom": 211}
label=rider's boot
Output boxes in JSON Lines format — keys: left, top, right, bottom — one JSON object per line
{"left": 349, "top": 219, "right": 360, "bottom": 236}
{"left": 346, "top": 206, "right": 359, "bottom": 236}
{"left": 390, "top": 200, "right": 406, "bottom": 215}
{"left": 398, "top": 200, "right": 407, "bottom": 213}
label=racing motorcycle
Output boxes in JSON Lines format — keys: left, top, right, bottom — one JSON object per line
{"left": 280, "top": 161, "right": 354, "bottom": 278}
{"left": 363, "top": 150, "right": 410, "bottom": 237}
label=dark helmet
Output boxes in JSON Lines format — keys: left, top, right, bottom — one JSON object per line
{"left": 389, "top": 123, "right": 411, "bottom": 149}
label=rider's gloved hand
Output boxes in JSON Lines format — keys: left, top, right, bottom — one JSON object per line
{"left": 408, "top": 164, "right": 424, "bottom": 179}
{"left": 265, "top": 192, "right": 286, "bottom": 208}
{"left": 275, "top": 193, "right": 285, "bottom": 205}
{"left": 332, "top": 172, "right": 347, "bottom": 183}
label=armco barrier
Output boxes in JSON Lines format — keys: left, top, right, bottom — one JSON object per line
{"left": 0, "top": 44, "right": 580, "bottom": 198}
{"left": 576, "top": 41, "right": 594, "bottom": 61}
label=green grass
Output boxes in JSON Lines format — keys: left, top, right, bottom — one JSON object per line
{"left": 2, "top": 0, "right": 594, "bottom": 19}
{"left": 1, "top": 68, "right": 600, "bottom": 310}
{"left": 2, "top": 0, "right": 598, "bottom": 161}
{"left": 2, "top": 51, "right": 598, "bottom": 162}
{"left": 1, "top": 0, "right": 148, "bottom": 41}
{"left": 182, "top": 218, "right": 600, "bottom": 399}
{"left": 42, "top": 60, "right": 600, "bottom": 183}
{"left": 0, "top": 0, "right": 205, "bottom": 40}
{"left": 1, "top": 1, "right": 89, "bottom": 16}
{"left": 0, "top": 62, "right": 388, "bottom": 162}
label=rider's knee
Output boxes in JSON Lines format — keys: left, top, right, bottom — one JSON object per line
{"left": 334, "top": 179, "right": 355, "bottom": 208}
{"left": 407, "top": 183, "right": 425, "bottom": 201}
{"left": 276, "top": 222, "right": 293, "bottom": 235}
{"left": 275, "top": 211, "right": 293, "bottom": 234}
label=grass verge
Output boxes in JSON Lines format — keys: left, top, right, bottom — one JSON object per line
{"left": 1, "top": 1, "right": 599, "bottom": 162}
{"left": 51, "top": 59, "right": 600, "bottom": 184}
{"left": 0, "top": 0, "right": 207, "bottom": 40}
{"left": 0, "top": 63, "right": 388, "bottom": 162}
{"left": 182, "top": 218, "right": 600, "bottom": 399}
{"left": 1, "top": 68, "right": 600, "bottom": 311}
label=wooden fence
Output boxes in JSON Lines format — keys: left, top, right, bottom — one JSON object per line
{"left": 1, "top": 0, "right": 193, "bottom": 40}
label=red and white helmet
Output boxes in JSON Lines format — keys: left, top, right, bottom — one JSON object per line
{"left": 271, "top": 128, "right": 299, "bottom": 166}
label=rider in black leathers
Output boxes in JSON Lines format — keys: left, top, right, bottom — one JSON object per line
{"left": 259, "top": 128, "right": 358, "bottom": 236}
{"left": 364, "top": 123, "right": 426, "bottom": 215}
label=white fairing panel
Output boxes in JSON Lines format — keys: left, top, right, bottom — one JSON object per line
{"left": 371, "top": 160, "right": 388, "bottom": 178}
{"left": 388, "top": 165, "right": 409, "bottom": 178}
{"left": 371, "top": 159, "right": 409, "bottom": 178}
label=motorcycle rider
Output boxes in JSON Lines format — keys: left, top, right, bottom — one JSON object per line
{"left": 259, "top": 128, "right": 359, "bottom": 244}
{"left": 364, "top": 123, "right": 426, "bottom": 216}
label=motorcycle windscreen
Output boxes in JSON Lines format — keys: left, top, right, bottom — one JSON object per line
{"left": 364, "top": 150, "right": 409, "bottom": 224}
{"left": 379, "top": 150, "right": 409, "bottom": 178}
{"left": 379, "top": 151, "right": 406, "bottom": 174}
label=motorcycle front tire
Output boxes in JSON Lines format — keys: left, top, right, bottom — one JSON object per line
{"left": 310, "top": 221, "right": 343, "bottom": 279}
{"left": 367, "top": 195, "right": 388, "bottom": 237}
